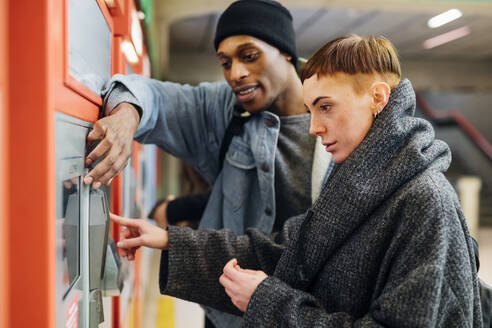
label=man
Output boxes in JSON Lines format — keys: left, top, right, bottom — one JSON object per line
{"left": 84, "top": 1, "right": 331, "bottom": 327}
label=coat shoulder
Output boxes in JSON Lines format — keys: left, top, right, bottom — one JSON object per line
{"left": 399, "top": 170, "right": 458, "bottom": 214}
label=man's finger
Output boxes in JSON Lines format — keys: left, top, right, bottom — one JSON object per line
{"left": 85, "top": 146, "right": 122, "bottom": 185}
{"left": 99, "top": 154, "right": 129, "bottom": 186}
{"left": 110, "top": 213, "right": 142, "bottom": 228}
{"left": 86, "top": 121, "right": 107, "bottom": 142}
{"left": 85, "top": 136, "right": 113, "bottom": 166}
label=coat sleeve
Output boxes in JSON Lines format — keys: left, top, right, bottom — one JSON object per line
{"left": 159, "top": 215, "right": 302, "bottom": 316}
{"left": 243, "top": 175, "right": 481, "bottom": 327}
{"left": 101, "top": 74, "right": 236, "bottom": 181}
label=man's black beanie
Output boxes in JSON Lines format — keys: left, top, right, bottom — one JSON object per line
{"left": 214, "top": 0, "right": 297, "bottom": 68}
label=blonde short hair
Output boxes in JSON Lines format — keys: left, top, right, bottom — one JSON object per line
{"left": 301, "top": 35, "right": 401, "bottom": 92}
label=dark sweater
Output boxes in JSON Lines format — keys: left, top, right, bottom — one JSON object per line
{"left": 159, "top": 79, "right": 482, "bottom": 327}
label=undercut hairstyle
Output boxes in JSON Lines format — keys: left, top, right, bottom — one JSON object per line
{"left": 301, "top": 35, "right": 401, "bottom": 92}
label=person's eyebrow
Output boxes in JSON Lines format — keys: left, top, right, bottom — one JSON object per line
{"left": 237, "top": 42, "right": 257, "bottom": 51}
{"left": 217, "top": 43, "right": 257, "bottom": 58}
{"left": 217, "top": 52, "right": 230, "bottom": 59}
{"left": 312, "top": 96, "right": 331, "bottom": 106}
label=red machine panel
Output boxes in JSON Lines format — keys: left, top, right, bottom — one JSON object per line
{"left": 0, "top": 0, "right": 9, "bottom": 326}
{"left": 6, "top": 0, "right": 149, "bottom": 327}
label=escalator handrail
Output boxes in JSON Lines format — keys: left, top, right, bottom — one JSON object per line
{"left": 415, "top": 92, "right": 492, "bottom": 162}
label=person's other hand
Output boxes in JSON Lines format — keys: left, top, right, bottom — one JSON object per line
{"left": 219, "top": 258, "right": 268, "bottom": 312}
{"left": 84, "top": 103, "right": 140, "bottom": 188}
{"left": 110, "top": 213, "right": 169, "bottom": 261}
{"left": 153, "top": 195, "right": 176, "bottom": 227}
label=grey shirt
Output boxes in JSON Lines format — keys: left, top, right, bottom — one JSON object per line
{"left": 274, "top": 114, "right": 315, "bottom": 231}
{"left": 107, "top": 81, "right": 315, "bottom": 233}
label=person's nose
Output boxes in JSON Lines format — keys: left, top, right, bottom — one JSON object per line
{"left": 309, "top": 112, "right": 326, "bottom": 137}
{"left": 230, "top": 60, "right": 249, "bottom": 82}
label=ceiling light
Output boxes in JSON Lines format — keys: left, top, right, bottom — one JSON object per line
{"left": 427, "top": 9, "right": 463, "bottom": 28}
{"left": 423, "top": 25, "right": 470, "bottom": 49}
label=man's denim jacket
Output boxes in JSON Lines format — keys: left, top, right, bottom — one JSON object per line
{"left": 103, "top": 74, "right": 332, "bottom": 328}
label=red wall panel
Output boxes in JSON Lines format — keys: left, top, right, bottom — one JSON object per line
{"left": 8, "top": 1, "right": 54, "bottom": 326}
{"left": 0, "top": 0, "right": 9, "bottom": 325}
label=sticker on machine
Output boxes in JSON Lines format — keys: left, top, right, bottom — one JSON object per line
{"left": 66, "top": 295, "right": 79, "bottom": 328}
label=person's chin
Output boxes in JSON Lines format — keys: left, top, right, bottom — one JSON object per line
{"left": 332, "top": 151, "right": 349, "bottom": 164}
{"left": 240, "top": 99, "right": 267, "bottom": 113}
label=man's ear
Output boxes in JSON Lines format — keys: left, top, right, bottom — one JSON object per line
{"left": 280, "top": 51, "right": 292, "bottom": 62}
{"left": 370, "top": 81, "right": 391, "bottom": 117}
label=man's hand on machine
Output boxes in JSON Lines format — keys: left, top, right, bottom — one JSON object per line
{"left": 110, "top": 213, "right": 169, "bottom": 261}
{"left": 84, "top": 103, "right": 140, "bottom": 189}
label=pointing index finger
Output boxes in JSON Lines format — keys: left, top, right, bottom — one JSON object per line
{"left": 110, "top": 213, "right": 141, "bottom": 228}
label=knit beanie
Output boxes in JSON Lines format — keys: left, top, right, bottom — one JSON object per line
{"left": 214, "top": 0, "right": 297, "bottom": 68}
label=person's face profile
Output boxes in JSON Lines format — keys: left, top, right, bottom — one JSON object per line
{"left": 217, "top": 35, "right": 292, "bottom": 113}
{"left": 303, "top": 73, "right": 374, "bottom": 164}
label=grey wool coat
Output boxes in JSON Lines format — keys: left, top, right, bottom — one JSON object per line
{"left": 159, "top": 79, "right": 483, "bottom": 327}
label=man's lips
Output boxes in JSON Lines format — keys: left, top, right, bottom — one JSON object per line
{"left": 234, "top": 84, "right": 260, "bottom": 103}
{"left": 323, "top": 141, "right": 337, "bottom": 152}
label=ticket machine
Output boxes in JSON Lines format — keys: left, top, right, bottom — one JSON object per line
{"left": 5, "top": 0, "right": 151, "bottom": 328}
{"left": 7, "top": 0, "right": 152, "bottom": 326}
{"left": 55, "top": 114, "right": 123, "bottom": 327}
{"left": 55, "top": 0, "right": 120, "bottom": 326}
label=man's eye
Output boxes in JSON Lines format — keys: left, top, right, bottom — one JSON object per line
{"left": 320, "top": 104, "right": 331, "bottom": 112}
{"left": 221, "top": 62, "right": 231, "bottom": 70}
{"left": 243, "top": 52, "right": 259, "bottom": 62}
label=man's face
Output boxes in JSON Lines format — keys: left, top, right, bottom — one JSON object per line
{"left": 217, "top": 35, "right": 291, "bottom": 113}
{"left": 303, "top": 73, "right": 374, "bottom": 164}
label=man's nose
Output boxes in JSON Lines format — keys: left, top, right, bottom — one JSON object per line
{"left": 230, "top": 61, "right": 249, "bottom": 82}
{"left": 309, "top": 113, "right": 325, "bottom": 136}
